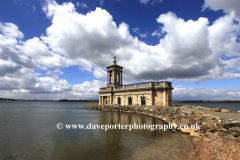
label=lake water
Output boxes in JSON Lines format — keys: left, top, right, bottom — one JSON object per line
{"left": 172, "top": 102, "right": 240, "bottom": 111}
{"left": 0, "top": 101, "right": 193, "bottom": 160}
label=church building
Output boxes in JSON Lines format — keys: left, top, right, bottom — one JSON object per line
{"left": 99, "top": 57, "right": 174, "bottom": 106}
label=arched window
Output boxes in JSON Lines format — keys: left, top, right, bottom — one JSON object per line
{"left": 141, "top": 97, "right": 146, "bottom": 105}
{"left": 118, "top": 98, "right": 121, "bottom": 105}
{"left": 128, "top": 97, "right": 132, "bottom": 105}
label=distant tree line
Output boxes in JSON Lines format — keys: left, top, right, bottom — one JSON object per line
{"left": 58, "top": 99, "right": 99, "bottom": 102}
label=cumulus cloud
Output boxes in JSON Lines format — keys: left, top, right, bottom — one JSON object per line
{"left": 208, "top": 13, "right": 240, "bottom": 57}
{"left": 41, "top": 2, "right": 132, "bottom": 69}
{"left": 35, "top": 1, "right": 240, "bottom": 82}
{"left": 0, "top": 22, "right": 40, "bottom": 72}
{"left": 46, "top": 68, "right": 63, "bottom": 79}
{"left": 202, "top": 0, "right": 240, "bottom": 20}
{"left": 0, "top": 22, "right": 24, "bottom": 39}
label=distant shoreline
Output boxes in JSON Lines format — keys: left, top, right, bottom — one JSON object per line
{"left": 58, "top": 99, "right": 99, "bottom": 102}
{"left": 173, "top": 100, "right": 240, "bottom": 103}
{"left": 0, "top": 98, "right": 98, "bottom": 102}
{"left": 0, "top": 98, "right": 239, "bottom": 103}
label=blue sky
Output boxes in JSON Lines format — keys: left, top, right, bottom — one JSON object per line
{"left": 0, "top": 0, "right": 240, "bottom": 100}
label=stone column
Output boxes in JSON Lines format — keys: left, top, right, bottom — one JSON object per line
{"left": 112, "top": 69, "right": 115, "bottom": 85}
{"left": 107, "top": 71, "right": 109, "bottom": 85}
{"left": 120, "top": 69, "right": 122, "bottom": 85}
{"left": 101, "top": 96, "right": 103, "bottom": 105}
{"left": 163, "top": 90, "right": 166, "bottom": 106}
{"left": 110, "top": 94, "right": 112, "bottom": 105}
{"left": 149, "top": 90, "right": 153, "bottom": 106}
{"left": 99, "top": 96, "right": 101, "bottom": 105}
{"left": 166, "top": 90, "right": 169, "bottom": 106}
{"left": 137, "top": 95, "right": 139, "bottom": 105}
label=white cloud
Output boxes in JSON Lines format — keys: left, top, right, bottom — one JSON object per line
{"left": 0, "top": 22, "right": 40, "bottom": 70}
{"left": 173, "top": 86, "right": 240, "bottom": 100}
{"left": 18, "top": 37, "right": 53, "bottom": 58}
{"left": 46, "top": 68, "right": 63, "bottom": 79}
{"left": 208, "top": 13, "right": 240, "bottom": 57}
{"left": 139, "top": 0, "right": 163, "bottom": 5}
{"left": 151, "top": 29, "right": 161, "bottom": 37}
{"left": 0, "top": 22, "right": 23, "bottom": 39}
{"left": 100, "top": 0, "right": 104, "bottom": 6}
{"left": 196, "top": 87, "right": 206, "bottom": 90}
{"left": 133, "top": 27, "right": 147, "bottom": 38}
{"left": 33, "top": 5, "right": 36, "bottom": 12}
{"left": 202, "top": 0, "right": 240, "bottom": 20}
{"left": 77, "top": 2, "right": 88, "bottom": 8}
{"left": 93, "top": 67, "right": 106, "bottom": 80}
{"left": 2, "top": 1, "right": 240, "bottom": 82}
{"left": 140, "top": 0, "right": 150, "bottom": 4}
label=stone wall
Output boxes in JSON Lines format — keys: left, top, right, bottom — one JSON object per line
{"left": 82, "top": 104, "right": 240, "bottom": 141}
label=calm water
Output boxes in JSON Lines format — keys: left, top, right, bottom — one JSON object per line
{"left": 0, "top": 101, "right": 193, "bottom": 160}
{"left": 173, "top": 102, "right": 240, "bottom": 111}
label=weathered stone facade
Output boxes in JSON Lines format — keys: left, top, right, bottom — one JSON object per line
{"left": 99, "top": 57, "right": 174, "bottom": 106}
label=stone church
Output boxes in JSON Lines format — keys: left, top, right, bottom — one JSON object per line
{"left": 99, "top": 57, "right": 174, "bottom": 106}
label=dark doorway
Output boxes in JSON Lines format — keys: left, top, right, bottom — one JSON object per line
{"left": 106, "top": 100, "right": 108, "bottom": 105}
{"left": 118, "top": 98, "right": 121, "bottom": 105}
{"left": 141, "top": 97, "right": 146, "bottom": 105}
{"left": 128, "top": 98, "right": 132, "bottom": 105}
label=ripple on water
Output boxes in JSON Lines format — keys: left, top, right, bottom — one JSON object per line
{"left": 1, "top": 101, "right": 193, "bottom": 160}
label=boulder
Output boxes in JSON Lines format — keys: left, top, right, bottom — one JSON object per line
{"left": 190, "top": 132, "right": 201, "bottom": 138}
{"left": 232, "top": 132, "right": 240, "bottom": 137}
{"left": 181, "top": 128, "right": 199, "bottom": 133}
{"left": 229, "top": 127, "right": 240, "bottom": 133}
{"left": 209, "top": 132, "right": 218, "bottom": 139}
{"left": 221, "top": 109, "right": 230, "bottom": 113}
{"left": 200, "top": 121, "right": 216, "bottom": 132}
{"left": 213, "top": 107, "right": 222, "bottom": 112}
{"left": 223, "top": 123, "right": 240, "bottom": 129}
{"left": 218, "top": 130, "right": 232, "bottom": 137}
{"left": 223, "top": 134, "right": 236, "bottom": 140}
{"left": 237, "top": 110, "right": 240, "bottom": 114}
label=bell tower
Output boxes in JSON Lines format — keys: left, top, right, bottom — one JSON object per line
{"left": 106, "top": 56, "right": 123, "bottom": 87}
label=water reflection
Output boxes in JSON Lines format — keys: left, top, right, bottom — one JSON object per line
{"left": 0, "top": 102, "right": 192, "bottom": 160}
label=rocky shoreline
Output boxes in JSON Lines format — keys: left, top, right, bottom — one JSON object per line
{"left": 82, "top": 104, "right": 240, "bottom": 159}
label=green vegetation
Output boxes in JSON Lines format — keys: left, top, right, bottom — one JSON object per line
{"left": 0, "top": 98, "right": 16, "bottom": 101}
